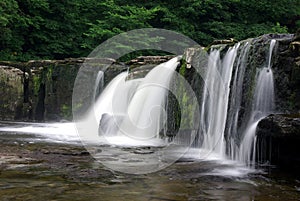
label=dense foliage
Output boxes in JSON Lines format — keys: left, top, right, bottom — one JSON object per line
{"left": 1, "top": 0, "right": 299, "bottom": 61}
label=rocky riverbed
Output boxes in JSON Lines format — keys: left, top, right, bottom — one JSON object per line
{"left": 0, "top": 122, "right": 300, "bottom": 200}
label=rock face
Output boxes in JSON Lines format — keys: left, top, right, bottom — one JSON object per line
{"left": 256, "top": 114, "right": 300, "bottom": 168}
{"left": 271, "top": 33, "right": 300, "bottom": 113}
{"left": 126, "top": 55, "right": 175, "bottom": 66}
{"left": 255, "top": 31, "right": 300, "bottom": 168}
{"left": 257, "top": 114, "right": 300, "bottom": 138}
{"left": 165, "top": 47, "right": 206, "bottom": 137}
{"left": 0, "top": 56, "right": 174, "bottom": 121}
{"left": 0, "top": 58, "right": 127, "bottom": 121}
{"left": 0, "top": 66, "right": 24, "bottom": 120}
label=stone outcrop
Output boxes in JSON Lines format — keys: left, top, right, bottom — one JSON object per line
{"left": 254, "top": 32, "right": 300, "bottom": 168}
{"left": 257, "top": 114, "right": 300, "bottom": 138}
{"left": 256, "top": 114, "right": 300, "bottom": 168}
{"left": 126, "top": 55, "right": 175, "bottom": 66}
{"left": 0, "top": 58, "right": 128, "bottom": 121}
{"left": 271, "top": 33, "right": 300, "bottom": 113}
{"left": 0, "top": 66, "right": 24, "bottom": 120}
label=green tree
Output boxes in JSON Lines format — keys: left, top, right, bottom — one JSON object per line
{"left": 83, "top": 0, "right": 158, "bottom": 50}
{"left": 0, "top": 0, "right": 28, "bottom": 60}
{"left": 0, "top": 0, "right": 299, "bottom": 61}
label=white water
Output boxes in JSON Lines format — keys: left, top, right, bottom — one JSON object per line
{"left": 226, "top": 41, "right": 252, "bottom": 160}
{"left": 117, "top": 57, "right": 181, "bottom": 140}
{"left": 0, "top": 121, "right": 80, "bottom": 144}
{"left": 238, "top": 39, "right": 276, "bottom": 166}
{"left": 0, "top": 57, "right": 180, "bottom": 148}
{"left": 93, "top": 72, "right": 129, "bottom": 124}
{"left": 72, "top": 56, "right": 181, "bottom": 146}
{"left": 200, "top": 44, "right": 240, "bottom": 157}
{"left": 198, "top": 39, "right": 277, "bottom": 166}
{"left": 94, "top": 71, "right": 104, "bottom": 100}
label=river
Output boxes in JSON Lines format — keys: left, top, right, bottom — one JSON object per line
{"left": 0, "top": 121, "right": 299, "bottom": 200}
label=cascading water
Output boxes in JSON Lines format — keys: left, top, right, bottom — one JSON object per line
{"left": 0, "top": 36, "right": 298, "bottom": 199}
{"left": 226, "top": 41, "right": 252, "bottom": 160}
{"left": 94, "top": 56, "right": 181, "bottom": 142}
{"left": 93, "top": 72, "right": 129, "bottom": 124}
{"left": 0, "top": 57, "right": 182, "bottom": 148}
{"left": 89, "top": 38, "right": 277, "bottom": 166}
{"left": 238, "top": 39, "right": 276, "bottom": 166}
{"left": 198, "top": 39, "right": 277, "bottom": 166}
{"left": 116, "top": 57, "right": 181, "bottom": 140}
{"left": 94, "top": 71, "right": 104, "bottom": 100}
{"left": 200, "top": 44, "right": 240, "bottom": 157}
{"left": 0, "top": 36, "right": 279, "bottom": 171}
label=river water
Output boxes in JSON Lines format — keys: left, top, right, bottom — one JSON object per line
{"left": 0, "top": 121, "right": 299, "bottom": 200}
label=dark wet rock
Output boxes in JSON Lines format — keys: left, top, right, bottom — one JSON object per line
{"left": 126, "top": 64, "right": 156, "bottom": 80}
{"left": 126, "top": 56, "right": 177, "bottom": 80}
{"left": 42, "top": 150, "right": 90, "bottom": 156}
{"left": 126, "top": 55, "right": 175, "bottom": 67}
{"left": 270, "top": 34, "right": 300, "bottom": 113}
{"left": 0, "top": 58, "right": 127, "bottom": 121}
{"left": 207, "top": 38, "right": 239, "bottom": 49}
{"left": 133, "top": 148, "right": 155, "bottom": 155}
{"left": 0, "top": 66, "right": 24, "bottom": 120}
{"left": 175, "top": 158, "right": 195, "bottom": 163}
{"left": 99, "top": 113, "right": 125, "bottom": 136}
{"left": 164, "top": 47, "right": 205, "bottom": 138}
{"left": 257, "top": 114, "right": 300, "bottom": 138}
{"left": 256, "top": 114, "right": 300, "bottom": 168}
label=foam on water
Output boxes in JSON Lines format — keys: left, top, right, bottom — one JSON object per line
{"left": 179, "top": 148, "right": 258, "bottom": 178}
{"left": 0, "top": 122, "right": 80, "bottom": 144}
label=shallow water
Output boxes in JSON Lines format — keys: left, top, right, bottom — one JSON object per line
{"left": 0, "top": 121, "right": 299, "bottom": 200}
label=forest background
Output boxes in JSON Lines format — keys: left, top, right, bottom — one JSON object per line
{"left": 1, "top": 0, "right": 299, "bottom": 61}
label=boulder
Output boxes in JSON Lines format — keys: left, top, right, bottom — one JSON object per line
{"left": 98, "top": 113, "right": 124, "bottom": 136}
{"left": 257, "top": 114, "right": 300, "bottom": 137}
{"left": 256, "top": 114, "right": 300, "bottom": 169}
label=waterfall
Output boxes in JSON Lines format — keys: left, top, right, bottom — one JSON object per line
{"left": 95, "top": 57, "right": 181, "bottom": 141}
{"left": 200, "top": 44, "right": 240, "bottom": 157}
{"left": 94, "top": 71, "right": 104, "bottom": 100}
{"left": 238, "top": 39, "right": 276, "bottom": 166}
{"left": 117, "top": 57, "right": 180, "bottom": 140}
{"left": 0, "top": 36, "right": 280, "bottom": 174}
{"left": 198, "top": 39, "right": 276, "bottom": 166}
{"left": 82, "top": 37, "right": 277, "bottom": 167}
{"left": 226, "top": 41, "right": 252, "bottom": 160}
{"left": 93, "top": 72, "right": 129, "bottom": 124}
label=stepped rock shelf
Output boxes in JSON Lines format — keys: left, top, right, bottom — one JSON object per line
{"left": 0, "top": 33, "right": 299, "bottom": 171}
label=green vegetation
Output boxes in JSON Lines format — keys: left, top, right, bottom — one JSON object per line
{"left": 1, "top": 0, "right": 299, "bottom": 61}
{"left": 61, "top": 104, "right": 72, "bottom": 119}
{"left": 179, "top": 60, "right": 187, "bottom": 76}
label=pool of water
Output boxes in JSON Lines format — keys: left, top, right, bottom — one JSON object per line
{"left": 0, "top": 121, "right": 299, "bottom": 200}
